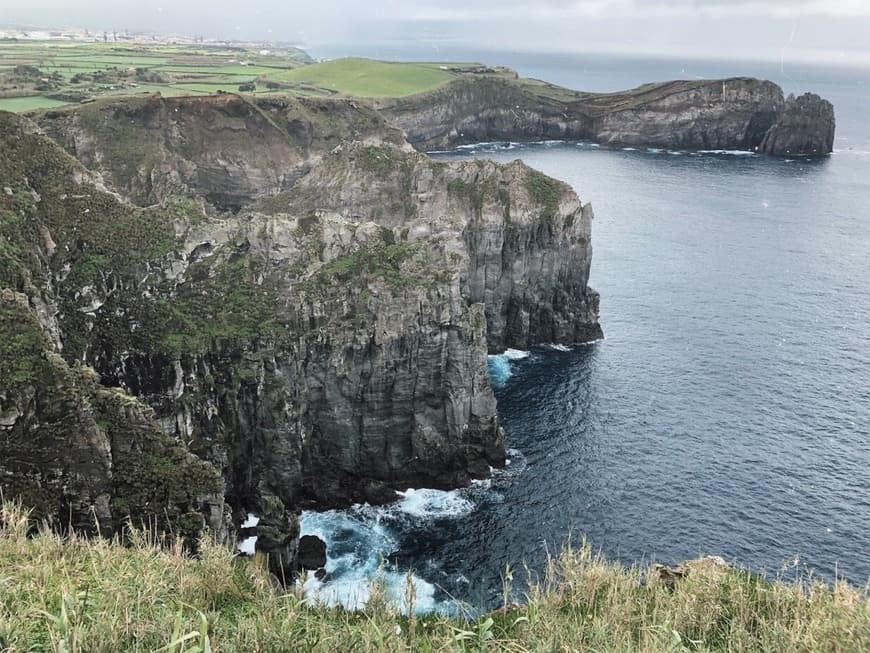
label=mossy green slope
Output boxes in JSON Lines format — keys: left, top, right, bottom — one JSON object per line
{"left": 0, "top": 111, "right": 225, "bottom": 538}
{"left": 0, "top": 292, "right": 223, "bottom": 537}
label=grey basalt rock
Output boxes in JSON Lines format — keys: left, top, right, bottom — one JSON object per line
{"left": 759, "top": 93, "right": 836, "bottom": 157}
{"left": 4, "top": 94, "right": 602, "bottom": 572}
{"left": 379, "top": 75, "right": 835, "bottom": 157}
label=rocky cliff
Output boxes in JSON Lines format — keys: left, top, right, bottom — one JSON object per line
{"left": 1, "top": 94, "right": 600, "bottom": 576}
{"left": 378, "top": 76, "right": 835, "bottom": 156}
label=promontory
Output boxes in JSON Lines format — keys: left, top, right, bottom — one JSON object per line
{"left": 0, "top": 65, "right": 835, "bottom": 577}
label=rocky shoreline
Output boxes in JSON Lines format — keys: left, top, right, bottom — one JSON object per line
{"left": 379, "top": 75, "right": 835, "bottom": 157}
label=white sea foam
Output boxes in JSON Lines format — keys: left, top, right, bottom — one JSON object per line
{"left": 503, "top": 348, "right": 531, "bottom": 360}
{"left": 395, "top": 488, "right": 475, "bottom": 519}
{"left": 544, "top": 343, "right": 572, "bottom": 352}
{"left": 302, "top": 567, "right": 440, "bottom": 614}
{"left": 296, "top": 449, "right": 529, "bottom": 615}
{"left": 487, "top": 348, "right": 531, "bottom": 387}
{"left": 487, "top": 355, "right": 512, "bottom": 386}
{"left": 299, "top": 508, "right": 449, "bottom": 614}
{"left": 698, "top": 149, "right": 757, "bottom": 156}
{"left": 237, "top": 536, "right": 257, "bottom": 556}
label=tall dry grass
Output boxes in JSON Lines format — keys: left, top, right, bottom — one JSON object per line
{"left": 0, "top": 501, "right": 867, "bottom": 652}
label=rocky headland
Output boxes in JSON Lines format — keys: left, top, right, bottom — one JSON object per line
{"left": 0, "top": 92, "right": 599, "bottom": 576}
{"left": 0, "top": 72, "right": 834, "bottom": 577}
{"left": 378, "top": 75, "right": 835, "bottom": 156}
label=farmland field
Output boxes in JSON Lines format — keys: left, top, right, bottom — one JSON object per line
{"left": 261, "top": 57, "right": 459, "bottom": 97}
{"left": 0, "top": 41, "right": 313, "bottom": 110}
{"left": 0, "top": 42, "right": 505, "bottom": 111}
{"left": 0, "top": 95, "right": 71, "bottom": 112}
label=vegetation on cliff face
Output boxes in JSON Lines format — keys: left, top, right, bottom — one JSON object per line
{"left": 524, "top": 171, "right": 568, "bottom": 221}
{"left": 0, "top": 292, "right": 225, "bottom": 535}
{"left": 0, "top": 95, "right": 599, "bottom": 577}
{"left": 0, "top": 502, "right": 866, "bottom": 653}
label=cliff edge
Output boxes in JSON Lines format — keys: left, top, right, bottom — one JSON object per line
{"left": 1, "top": 95, "right": 601, "bottom": 575}
{"left": 377, "top": 75, "right": 835, "bottom": 157}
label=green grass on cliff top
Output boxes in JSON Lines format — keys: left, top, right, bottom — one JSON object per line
{"left": 0, "top": 95, "right": 70, "bottom": 112}
{"left": 263, "top": 57, "right": 461, "bottom": 98}
{"left": 0, "top": 41, "right": 507, "bottom": 108}
{"left": 0, "top": 502, "right": 867, "bottom": 652}
{"left": 0, "top": 40, "right": 311, "bottom": 111}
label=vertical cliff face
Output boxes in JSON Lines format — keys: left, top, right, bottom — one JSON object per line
{"left": 758, "top": 93, "right": 836, "bottom": 157}
{"left": 378, "top": 77, "right": 595, "bottom": 150}
{"left": 378, "top": 76, "right": 835, "bottom": 157}
{"left": 0, "top": 290, "right": 226, "bottom": 543}
{"left": 1, "top": 95, "right": 601, "bottom": 575}
{"left": 456, "top": 163, "right": 602, "bottom": 350}
{"left": 0, "top": 113, "right": 227, "bottom": 547}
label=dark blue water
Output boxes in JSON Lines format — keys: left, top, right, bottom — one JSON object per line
{"left": 301, "top": 53, "right": 870, "bottom": 612}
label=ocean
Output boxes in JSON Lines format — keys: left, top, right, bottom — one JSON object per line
{"left": 298, "top": 50, "right": 870, "bottom": 613}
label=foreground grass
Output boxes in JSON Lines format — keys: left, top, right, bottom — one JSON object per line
{"left": 0, "top": 503, "right": 867, "bottom": 652}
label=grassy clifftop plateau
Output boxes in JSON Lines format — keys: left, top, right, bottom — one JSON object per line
{"left": 0, "top": 42, "right": 502, "bottom": 111}
{"left": 0, "top": 41, "right": 312, "bottom": 112}
{"left": 0, "top": 503, "right": 866, "bottom": 653}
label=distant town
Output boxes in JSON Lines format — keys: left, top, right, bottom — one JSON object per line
{"left": 0, "top": 24, "right": 300, "bottom": 50}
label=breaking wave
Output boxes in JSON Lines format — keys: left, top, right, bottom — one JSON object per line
{"left": 298, "top": 487, "right": 480, "bottom": 615}
{"left": 487, "top": 348, "right": 531, "bottom": 387}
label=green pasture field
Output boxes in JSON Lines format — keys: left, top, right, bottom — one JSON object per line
{"left": 0, "top": 43, "right": 500, "bottom": 110}
{"left": 0, "top": 95, "right": 71, "bottom": 112}
{"left": 262, "top": 57, "right": 460, "bottom": 97}
{"left": 0, "top": 41, "right": 311, "bottom": 111}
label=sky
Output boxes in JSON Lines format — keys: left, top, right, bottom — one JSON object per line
{"left": 3, "top": 0, "right": 870, "bottom": 66}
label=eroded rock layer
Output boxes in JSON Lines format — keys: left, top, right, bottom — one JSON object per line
{"left": 1, "top": 94, "right": 601, "bottom": 575}
{"left": 378, "top": 76, "right": 835, "bottom": 157}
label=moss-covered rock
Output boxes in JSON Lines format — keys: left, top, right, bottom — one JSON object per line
{"left": 0, "top": 289, "right": 225, "bottom": 541}
{"left": 1, "top": 95, "right": 601, "bottom": 575}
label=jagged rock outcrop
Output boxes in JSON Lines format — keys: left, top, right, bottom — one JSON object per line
{"left": 377, "top": 76, "right": 835, "bottom": 156}
{"left": 297, "top": 534, "right": 328, "bottom": 571}
{"left": 758, "top": 93, "right": 835, "bottom": 156}
{"left": 2, "top": 94, "right": 601, "bottom": 575}
{"left": 36, "top": 93, "right": 404, "bottom": 210}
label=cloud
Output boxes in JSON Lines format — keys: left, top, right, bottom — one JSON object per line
{"left": 8, "top": 1, "right": 870, "bottom": 26}
{"left": 3, "top": 0, "right": 870, "bottom": 66}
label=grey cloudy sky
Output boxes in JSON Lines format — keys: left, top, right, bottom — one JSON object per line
{"left": 3, "top": 1, "right": 870, "bottom": 65}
